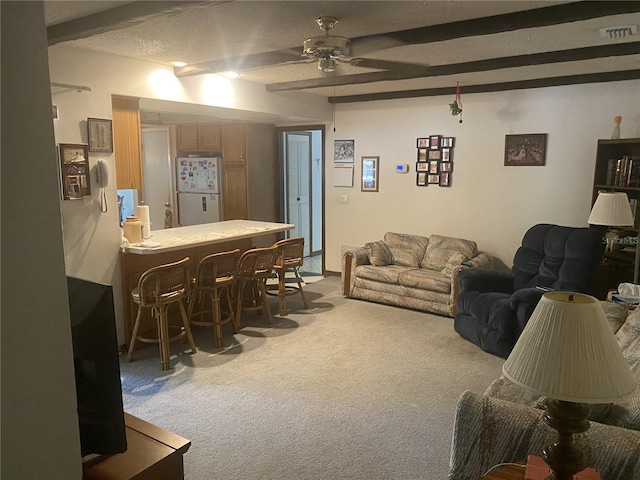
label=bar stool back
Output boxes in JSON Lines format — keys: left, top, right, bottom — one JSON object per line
{"left": 235, "top": 246, "right": 278, "bottom": 326}
{"left": 126, "top": 257, "right": 196, "bottom": 370}
{"left": 268, "top": 237, "right": 309, "bottom": 316}
{"left": 187, "top": 249, "right": 240, "bottom": 348}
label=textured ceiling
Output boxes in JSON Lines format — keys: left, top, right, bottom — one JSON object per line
{"left": 44, "top": 1, "right": 640, "bottom": 122}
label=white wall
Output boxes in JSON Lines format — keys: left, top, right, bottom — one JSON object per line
{"left": 2, "top": 2, "right": 82, "bottom": 478}
{"left": 324, "top": 81, "right": 640, "bottom": 272}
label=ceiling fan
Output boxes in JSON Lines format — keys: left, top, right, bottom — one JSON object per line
{"left": 173, "top": 15, "right": 429, "bottom": 78}
{"left": 300, "top": 15, "right": 427, "bottom": 74}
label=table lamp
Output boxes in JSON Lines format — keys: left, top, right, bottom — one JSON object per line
{"left": 587, "top": 191, "right": 637, "bottom": 282}
{"left": 502, "top": 292, "right": 637, "bottom": 480}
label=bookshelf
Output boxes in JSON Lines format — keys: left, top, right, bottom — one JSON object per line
{"left": 591, "top": 138, "right": 640, "bottom": 298}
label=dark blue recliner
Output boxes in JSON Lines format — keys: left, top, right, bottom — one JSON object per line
{"left": 454, "top": 224, "right": 604, "bottom": 358}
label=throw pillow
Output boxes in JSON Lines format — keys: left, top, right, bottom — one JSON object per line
{"left": 616, "top": 307, "right": 640, "bottom": 351}
{"left": 365, "top": 240, "right": 393, "bottom": 266}
{"left": 421, "top": 234, "right": 477, "bottom": 271}
{"left": 601, "top": 301, "right": 629, "bottom": 334}
{"left": 441, "top": 252, "right": 468, "bottom": 277}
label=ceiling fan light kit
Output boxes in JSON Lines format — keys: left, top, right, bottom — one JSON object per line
{"left": 303, "top": 16, "right": 350, "bottom": 72}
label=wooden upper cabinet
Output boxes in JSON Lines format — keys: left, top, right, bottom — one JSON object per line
{"left": 177, "top": 124, "right": 221, "bottom": 152}
{"left": 221, "top": 124, "right": 246, "bottom": 165}
{"left": 111, "top": 95, "right": 143, "bottom": 190}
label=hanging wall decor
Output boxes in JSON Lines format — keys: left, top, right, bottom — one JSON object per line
{"left": 449, "top": 82, "right": 463, "bottom": 123}
{"left": 415, "top": 135, "right": 455, "bottom": 187}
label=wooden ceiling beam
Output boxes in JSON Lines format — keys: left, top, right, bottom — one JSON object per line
{"left": 328, "top": 70, "right": 640, "bottom": 104}
{"left": 265, "top": 42, "right": 640, "bottom": 92}
{"left": 47, "top": 1, "right": 226, "bottom": 46}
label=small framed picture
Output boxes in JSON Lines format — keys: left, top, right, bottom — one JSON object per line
{"left": 428, "top": 150, "right": 441, "bottom": 160}
{"left": 416, "top": 172, "right": 427, "bottom": 186}
{"left": 440, "top": 162, "right": 452, "bottom": 172}
{"left": 87, "top": 118, "right": 113, "bottom": 153}
{"left": 417, "top": 138, "right": 428, "bottom": 148}
{"left": 428, "top": 174, "right": 439, "bottom": 184}
{"left": 417, "top": 148, "right": 428, "bottom": 162}
{"left": 504, "top": 133, "right": 547, "bottom": 166}
{"left": 361, "top": 156, "right": 379, "bottom": 192}
{"left": 58, "top": 143, "right": 91, "bottom": 200}
{"left": 335, "top": 139, "right": 355, "bottom": 163}
{"left": 442, "top": 148, "right": 452, "bottom": 161}
{"left": 442, "top": 137, "right": 454, "bottom": 148}
{"left": 440, "top": 172, "right": 451, "bottom": 186}
{"left": 429, "top": 135, "right": 441, "bottom": 150}
{"left": 416, "top": 162, "right": 429, "bottom": 172}
{"left": 429, "top": 160, "right": 439, "bottom": 173}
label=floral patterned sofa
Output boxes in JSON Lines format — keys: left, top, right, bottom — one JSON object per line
{"left": 341, "top": 232, "right": 504, "bottom": 317}
{"left": 448, "top": 301, "right": 640, "bottom": 480}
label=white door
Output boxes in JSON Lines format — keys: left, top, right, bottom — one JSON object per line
{"left": 286, "top": 132, "right": 311, "bottom": 256}
{"left": 142, "top": 128, "right": 172, "bottom": 230}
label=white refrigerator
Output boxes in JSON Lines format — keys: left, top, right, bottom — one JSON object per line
{"left": 176, "top": 157, "right": 222, "bottom": 226}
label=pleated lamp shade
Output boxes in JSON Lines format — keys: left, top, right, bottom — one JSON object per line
{"left": 503, "top": 292, "right": 637, "bottom": 403}
{"left": 588, "top": 192, "right": 634, "bottom": 226}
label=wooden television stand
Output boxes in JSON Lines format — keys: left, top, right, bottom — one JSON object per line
{"left": 83, "top": 413, "right": 190, "bottom": 480}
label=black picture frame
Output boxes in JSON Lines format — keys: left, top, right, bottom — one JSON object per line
{"left": 417, "top": 148, "right": 428, "bottom": 162}
{"left": 416, "top": 172, "right": 428, "bottom": 186}
{"left": 429, "top": 135, "right": 441, "bottom": 150}
{"left": 440, "top": 172, "right": 452, "bottom": 187}
{"left": 416, "top": 162, "right": 429, "bottom": 172}
{"left": 417, "top": 138, "right": 428, "bottom": 148}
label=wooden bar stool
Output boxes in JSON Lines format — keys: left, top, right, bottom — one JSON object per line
{"left": 267, "top": 237, "right": 309, "bottom": 316}
{"left": 235, "top": 246, "right": 278, "bottom": 327}
{"left": 126, "top": 257, "right": 197, "bottom": 370}
{"left": 186, "top": 249, "right": 240, "bottom": 348}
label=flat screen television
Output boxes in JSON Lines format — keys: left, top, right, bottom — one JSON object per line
{"left": 66, "top": 276, "right": 127, "bottom": 458}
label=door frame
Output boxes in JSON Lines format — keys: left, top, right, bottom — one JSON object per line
{"left": 275, "top": 125, "right": 325, "bottom": 274}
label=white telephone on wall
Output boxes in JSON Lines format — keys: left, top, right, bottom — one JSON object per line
{"left": 96, "top": 160, "right": 110, "bottom": 213}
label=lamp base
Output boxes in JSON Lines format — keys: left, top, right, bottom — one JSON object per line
{"left": 542, "top": 399, "right": 591, "bottom": 480}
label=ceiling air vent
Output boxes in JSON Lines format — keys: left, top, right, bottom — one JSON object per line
{"left": 600, "top": 25, "right": 637, "bottom": 40}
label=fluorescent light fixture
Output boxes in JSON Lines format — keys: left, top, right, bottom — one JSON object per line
{"left": 171, "top": 61, "right": 187, "bottom": 67}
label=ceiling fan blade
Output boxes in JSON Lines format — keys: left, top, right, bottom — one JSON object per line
{"left": 174, "top": 48, "right": 303, "bottom": 77}
{"left": 347, "top": 57, "right": 429, "bottom": 73}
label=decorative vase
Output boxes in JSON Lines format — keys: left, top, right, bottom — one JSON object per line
{"left": 612, "top": 116, "right": 622, "bottom": 139}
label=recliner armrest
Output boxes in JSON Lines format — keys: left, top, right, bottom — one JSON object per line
{"left": 457, "top": 269, "right": 514, "bottom": 294}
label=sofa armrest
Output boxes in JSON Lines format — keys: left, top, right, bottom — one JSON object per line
{"left": 467, "top": 252, "right": 509, "bottom": 271}
{"left": 342, "top": 247, "right": 370, "bottom": 296}
{"left": 449, "top": 391, "right": 640, "bottom": 480}
{"left": 457, "top": 269, "right": 515, "bottom": 294}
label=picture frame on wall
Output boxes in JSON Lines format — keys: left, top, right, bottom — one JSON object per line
{"left": 429, "top": 160, "right": 439, "bottom": 173}
{"left": 504, "top": 133, "right": 547, "bottom": 166}
{"left": 334, "top": 139, "right": 355, "bottom": 163}
{"left": 442, "top": 137, "right": 455, "bottom": 148}
{"left": 440, "top": 162, "right": 452, "bottom": 172}
{"left": 417, "top": 148, "right": 428, "bottom": 161}
{"left": 417, "top": 138, "right": 428, "bottom": 148}
{"left": 417, "top": 172, "right": 427, "bottom": 186}
{"left": 58, "top": 143, "right": 91, "bottom": 200}
{"left": 440, "top": 172, "right": 451, "bottom": 186}
{"left": 361, "top": 156, "right": 379, "bottom": 192}
{"left": 416, "top": 162, "right": 429, "bottom": 172}
{"left": 442, "top": 148, "right": 452, "bottom": 161}
{"left": 429, "top": 135, "right": 441, "bottom": 150}
{"left": 428, "top": 150, "right": 441, "bottom": 160}
{"left": 428, "top": 174, "right": 439, "bottom": 184}
{"left": 87, "top": 117, "right": 113, "bottom": 153}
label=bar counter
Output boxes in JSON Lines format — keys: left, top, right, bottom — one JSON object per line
{"left": 121, "top": 220, "right": 293, "bottom": 348}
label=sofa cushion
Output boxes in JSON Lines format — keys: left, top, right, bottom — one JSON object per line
{"left": 365, "top": 240, "right": 393, "bottom": 266}
{"left": 421, "top": 235, "right": 477, "bottom": 271}
{"left": 383, "top": 232, "right": 429, "bottom": 267}
{"left": 616, "top": 308, "right": 640, "bottom": 351}
{"left": 398, "top": 268, "right": 451, "bottom": 294}
{"left": 353, "top": 264, "right": 408, "bottom": 285}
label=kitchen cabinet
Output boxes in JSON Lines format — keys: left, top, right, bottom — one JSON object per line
{"left": 112, "top": 95, "right": 143, "bottom": 190}
{"left": 220, "top": 123, "right": 276, "bottom": 228}
{"left": 176, "top": 124, "right": 221, "bottom": 152}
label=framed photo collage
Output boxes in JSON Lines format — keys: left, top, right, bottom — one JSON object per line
{"left": 416, "top": 135, "right": 454, "bottom": 187}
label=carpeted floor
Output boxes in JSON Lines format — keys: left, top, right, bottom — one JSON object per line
{"left": 119, "top": 276, "right": 504, "bottom": 480}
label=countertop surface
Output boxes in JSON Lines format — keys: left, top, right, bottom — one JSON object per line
{"left": 123, "top": 220, "right": 294, "bottom": 255}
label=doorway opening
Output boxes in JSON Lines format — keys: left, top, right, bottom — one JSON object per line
{"left": 276, "top": 125, "right": 324, "bottom": 276}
